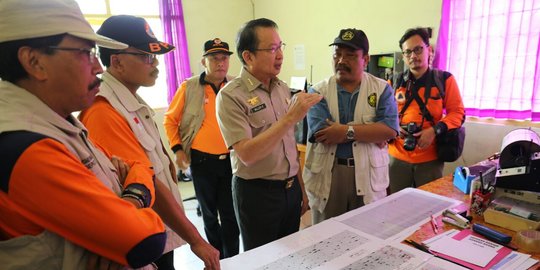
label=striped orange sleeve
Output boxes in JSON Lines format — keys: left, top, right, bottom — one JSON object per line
{"left": 5, "top": 138, "right": 165, "bottom": 267}
{"left": 163, "top": 82, "right": 187, "bottom": 151}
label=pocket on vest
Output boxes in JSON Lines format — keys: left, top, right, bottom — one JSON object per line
{"left": 368, "top": 148, "right": 389, "bottom": 191}
{"left": 137, "top": 132, "right": 164, "bottom": 174}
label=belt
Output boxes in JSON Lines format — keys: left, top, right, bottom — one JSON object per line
{"left": 237, "top": 176, "right": 296, "bottom": 189}
{"left": 191, "top": 149, "right": 229, "bottom": 160}
{"left": 336, "top": 158, "right": 355, "bottom": 167}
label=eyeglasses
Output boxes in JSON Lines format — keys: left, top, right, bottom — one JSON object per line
{"left": 333, "top": 52, "right": 359, "bottom": 62}
{"left": 115, "top": 52, "right": 157, "bottom": 64}
{"left": 47, "top": 46, "right": 99, "bottom": 64}
{"left": 254, "top": 42, "right": 286, "bottom": 54}
{"left": 402, "top": 45, "right": 425, "bottom": 58}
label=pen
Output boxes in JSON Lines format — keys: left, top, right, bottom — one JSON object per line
{"left": 405, "top": 239, "right": 429, "bottom": 253}
{"left": 430, "top": 214, "right": 439, "bottom": 234}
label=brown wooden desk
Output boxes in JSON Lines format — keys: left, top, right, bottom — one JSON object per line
{"left": 413, "top": 175, "right": 539, "bottom": 268}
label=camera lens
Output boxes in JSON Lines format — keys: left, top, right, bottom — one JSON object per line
{"left": 403, "top": 122, "right": 418, "bottom": 151}
{"left": 403, "top": 136, "right": 416, "bottom": 151}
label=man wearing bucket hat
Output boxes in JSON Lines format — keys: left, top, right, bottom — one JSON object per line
{"left": 303, "top": 28, "right": 399, "bottom": 224}
{"left": 164, "top": 38, "right": 239, "bottom": 259}
{"left": 79, "top": 15, "right": 220, "bottom": 269}
{"left": 0, "top": 0, "right": 168, "bottom": 269}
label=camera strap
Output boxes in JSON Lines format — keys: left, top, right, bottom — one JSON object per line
{"left": 398, "top": 70, "right": 436, "bottom": 126}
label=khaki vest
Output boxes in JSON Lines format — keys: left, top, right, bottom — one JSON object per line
{"left": 178, "top": 75, "right": 205, "bottom": 162}
{"left": 98, "top": 72, "right": 185, "bottom": 252}
{"left": 178, "top": 74, "right": 233, "bottom": 162}
{"left": 303, "top": 73, "right": 390, "bottom": 212}
{"left": 0, "top": 81, "right": 122, "bottom": 269}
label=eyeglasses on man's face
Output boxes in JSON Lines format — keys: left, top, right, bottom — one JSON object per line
{"left": 47, "top": 46, "right": 99, "bottom": 64}
{"left": 402, "top": 45, "right": 425, "bottom": 58}
{"left": 333, "top": 51, "right": 360, "bottom": 62}
{"left": 115, "top": 51, "right": 158, "bottom": 65}
{"left": 254, "top": 42, "right": 286, "bottom": 54}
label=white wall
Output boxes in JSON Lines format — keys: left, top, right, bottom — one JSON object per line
{"left": 181, "top": 0, "right": 252, "bottom": 77}
{"left": 173, "top": 0, "right": 540, "bottom": 178}
{"left": 252, "top": 0, "right": 442, "bottom": 84}
{"left": 181, "top": 0, "right": 442, "bottom": 83}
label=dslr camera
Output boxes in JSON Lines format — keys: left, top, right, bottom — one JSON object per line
{"left": 402, "top": 122, "right": 420, "bottom": 151}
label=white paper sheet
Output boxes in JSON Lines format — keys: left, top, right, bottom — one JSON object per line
{"left": 419, "top": 257, "right": 469, "bottom": 270}
{"left": 221, "top": 189, "right": 462, "bottom": 270}
{"left": 221, "top": 218, "right": 434, "bottom": 270}
{"left": 334, "top": 188, "right": 461, "bottom": 241}
{"left": 428, "top": 236, "right": 498, "bottom": 267}
{"left": 493, "top": 251, "right": 532, "bottom": 270}
{"left": 293, "top": 44, "right": 305, "bottom": 70}
{"left": 221, "top": 219, "right": 379, "bottom": 270}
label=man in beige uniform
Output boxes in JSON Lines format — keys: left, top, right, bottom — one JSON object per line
{"left": 216, "top": 18, "right": 322, "bottom": 250}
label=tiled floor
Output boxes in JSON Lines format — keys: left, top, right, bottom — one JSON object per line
{"left": 173, "top": 180, "right": 207, "bottom": 269}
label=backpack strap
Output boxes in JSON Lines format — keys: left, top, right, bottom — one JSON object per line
{"left": 420, "top": 71, "right": 435, "bottom": 125}
{"left": 431, "top": 69, "right": 446, "bottom": 99}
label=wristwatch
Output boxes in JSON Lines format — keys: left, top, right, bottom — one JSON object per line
{"left": 346, "top": 126, "right": 355, "bottom": 140}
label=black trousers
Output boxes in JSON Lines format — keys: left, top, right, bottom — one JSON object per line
{"left": 232, "top": 175, "right": 302, "bottom": 251}
{"left": 190, "top": 150, "right": 239, "bottom": 258}
{"left": 153, "top": 250, "right": 174, "bottom": 270}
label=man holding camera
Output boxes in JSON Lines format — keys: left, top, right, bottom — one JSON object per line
{"left": 388, "top": 28, "right": 465, "bottom": 193}
{"left": 303, "top": 28, "right": 398, "bottom": 225}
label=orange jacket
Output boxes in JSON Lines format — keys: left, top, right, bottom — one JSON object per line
{"left": 79, "top": 97, "right": 155, "bottom": 169}
{"left": 164, "top": 74, "right": 229, "bottom": 155}
{"left": 0, "top": 132, "right": 165, "bottom": 267}
{"left": 388, "top": 70, "right": 465, "bottom": 163}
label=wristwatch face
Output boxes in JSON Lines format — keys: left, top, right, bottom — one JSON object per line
{"left": 346, "top": 126, "right": 355, "bottom": 140}
{"left": 434, "top": 125, "right": 442, "bottom": 135}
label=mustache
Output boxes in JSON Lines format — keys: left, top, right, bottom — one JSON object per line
{"left": 88, "top": 78, "right": 102, "bottom": 90}
{"left": 336, "top": 64, "right": 351, "bottom": 72}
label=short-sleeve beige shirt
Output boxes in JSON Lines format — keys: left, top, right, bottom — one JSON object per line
{"left": 216, "top": 68, "right": 299, "bottom": 180}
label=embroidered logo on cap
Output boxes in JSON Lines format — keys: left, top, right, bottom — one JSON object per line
{"left": 145, "top": 22, "right": 156, "bottom": 39}
{"left": 213, "top": 38, "right": 222, "bottom": 45}
{"left": 342, "top": 31, "right": 354, "bottom": 41}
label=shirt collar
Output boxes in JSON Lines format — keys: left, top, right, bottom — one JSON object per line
{"left": 412, "top": 68, "right": 431, "bottom": 84}
{"left": 199, "top": 71, "right": 228, "bottom": 90}
{"left": 101, "top": 71, "right": 151, "bottom": 113}
{"left": 240, "top": 67, "right": 282, "bottom": 93}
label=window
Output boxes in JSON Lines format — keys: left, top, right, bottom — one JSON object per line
{"left": 76, "top": 0, "right": 169, "bottom": 109}
{"left": 435, "top": 0, "right": 540, "bottom": 120}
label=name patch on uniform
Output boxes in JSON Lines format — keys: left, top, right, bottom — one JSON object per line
{"left": 368, "top": 93, "right": 377, "bottom": 107}
{"left": 250, "top": 103, "right": 267, "bottom": 113}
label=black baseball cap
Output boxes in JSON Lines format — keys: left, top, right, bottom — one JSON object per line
{"left": 97, "top": 15, "right": 174, "bottom": 54}
{"left": 329, "top": 28, "right": 369, "bottom": 54}
{"left": 203, "top": 38, "right": 233, "bottom": 56}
